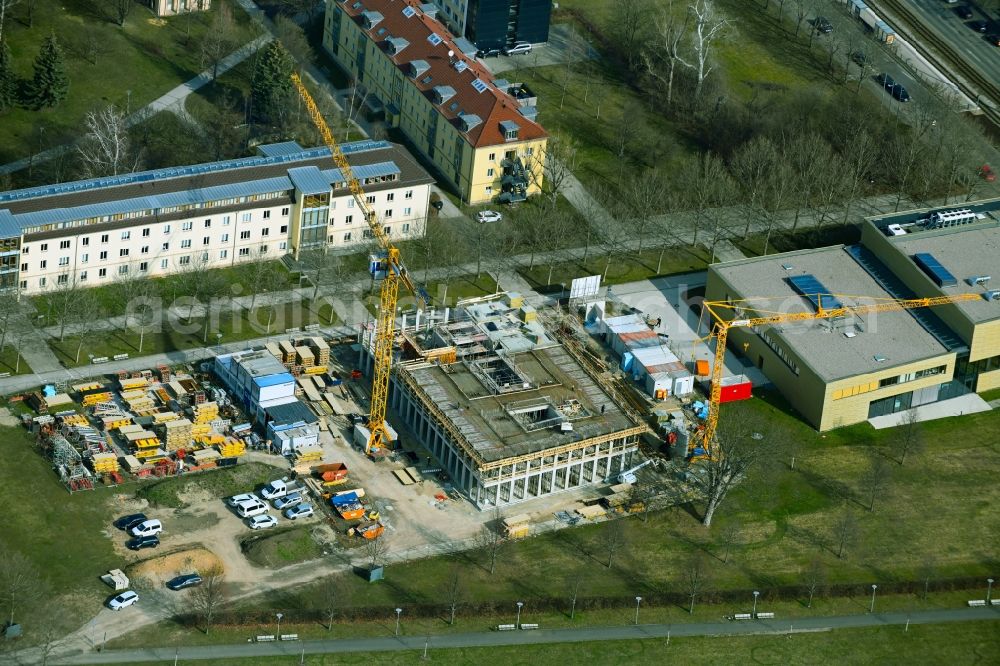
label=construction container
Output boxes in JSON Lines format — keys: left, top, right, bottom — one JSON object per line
{"left": 314, "top": 462, "right": 348, "bottom": 485}
{"left": 717, "top": 376, "right": 752, "bottom": 403}
{"left": 331, "top": 491, "right": 365, "bottom": 520}
{"left": 695, "top": 359, "right": 710, "bottom": 377}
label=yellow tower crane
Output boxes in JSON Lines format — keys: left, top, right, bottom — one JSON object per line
{"left": 291, "top": 73, "right": 429, "bottom": 455}
{"left": 696, "top": 292, "right": 981, "bottom": 455}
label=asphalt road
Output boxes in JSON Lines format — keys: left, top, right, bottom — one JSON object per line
{"left": 904, "top": 0, "right": 1000, "bottom": 86}
{"left": 50, "top": 607, "right": 1000, "bottom": 664}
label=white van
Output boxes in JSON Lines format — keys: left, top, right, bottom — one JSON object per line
{"left": 129, "top": 519, "right": 163, "bottom": 537}
{"left": 235, "top": 498, "right": 269, "bottom": 518}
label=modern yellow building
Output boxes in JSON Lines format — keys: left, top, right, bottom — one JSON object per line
{"left": 707, "top": 202, "right": 1000, "bottom": 430}
{"left": 323, "top": 0, "right": 548, "bottom": 204}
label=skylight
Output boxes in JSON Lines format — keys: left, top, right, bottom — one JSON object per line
{"left": 471, "top": 79, "right": 489, "bottom": 93}
{"left": 402, "top": 5, "right": 416, "bottom": 17}
{"left": 427, "top": 33, "right": 443, "bottom": 46}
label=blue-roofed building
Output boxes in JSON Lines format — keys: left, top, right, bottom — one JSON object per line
{"left": 1, "top": 140, "right": 434, "bottom": 294}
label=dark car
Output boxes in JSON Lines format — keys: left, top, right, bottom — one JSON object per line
{"left": 476, "top": 48, "right": 501, "bottom": 58}
{"left": 114, "top": 513, "right": 147, "bottom": 531}
{"left": 814, "top": 16, "right": 833, "bottom": 34}
{"left": 989, "top": 34, "right": 1000, "bottom": 46}
{"left": 971, "top": 20, "right": 989, "bottom": 33}
{"left": 125, "top": 535, "right": 160, "bottom": 551}
{"left": 430, "top": 199, "right": 444, "bottom": 212}
{"left": 891, "top": 84, "right": 911, "bottom": 102}
{"left": 957, "top": 5, "right": 974, "bottom": 19}
{"left": 876, "top": 72, "right": 896, "bottom": 89}
{"left": 166, "top": 574, "right": 203, "bottom": 591}
{"left": 851, "top": 51, "right": 869, "bottom": 66}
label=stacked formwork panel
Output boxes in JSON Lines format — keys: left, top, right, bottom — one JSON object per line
{"left": 162, "top": 418, "right": 193, "bottom": 452}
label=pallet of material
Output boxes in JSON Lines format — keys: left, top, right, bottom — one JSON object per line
{"left": 91, "top": 452, "right": 119, "bottom": 473}
{"left": 167, "top": 380, "right": 188, "bottom": 398}
{"left": 309, "top": 337, "right": 331, "bottom": 365}
{"left": 119, "top": 455, "right": 143, "bottom": 473}
{"left": 575, "top": 505, "right": 606, "bottom": 520}
{"left": 192, "top": 402, "right": 219, "bottom": 424}
{"left": 302, "top": 384, "right": 322, "bottom": 403}
{"left": 217, "top": 438, "right": 246, "bottom": 457}
{"left": 191, "top": 448, "right": 221, "bottom": 463}
{"left": 82, "top": 392, "right": 114, "bottom": 407}
{"left": 72, "top": 382, "right": 104, "bottom": 394}
{"left": 119, "top": 377, "right": 149, "bottom": 391}
{"left": 304, "top": 365, "right": 328, "bottom": 375}
{"left": 295, "top": 444, "right": 323, "bottom": 463}
{"left": 162, "top": 418, "right": 193, "bottom": 451}
{"left": 279, "top": 340, "right": 296, "bottom": 364}
{"left": 323, "top": 394, "right": 347, "bottom": 415}
{"left": 135, "top": 447, "right": 167, "bottom": 461}
{"left": 153, "top": 387, "right": 172, "bottom": 404}
{"left": 102, "top": 416, "right": 133, "bottom": 430}
{"left": 60, "top": 413, "right": 90, "bottom": 427}
{"left": 117, "top": 423, "right": 144, "bottom": 434}
{"left": 311, "top": 376, "right": 326, "bottom": 391}
{"left": 295, "top": 346, "right": 315, "bottom": 367}
{"left": 393, "top": 469, "right": 415, "bottom": 485}
{"left": 265, "top": 342, "right": 282, "bottom": 360}
{"left": 404, "top": 466, "right": 422, "bottom": 484}
{"left": 46, "top": 393, "right": 74, "bottom": 407}
{"left": 151, "top": 411, "right": 179, "bottom": 424}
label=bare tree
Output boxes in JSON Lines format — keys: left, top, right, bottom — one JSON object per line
{"left": 693, "top": 403, "right": 774, "bottom": 527}
{"left": 683, "top": 552, "right": 710, "bottom": 614}
{"left": 717, "top": 519, "right": 741, "bottom": 564}
{"left": 71, "top": 289, "right": 103, "bottom": 364}
{"left": 46, "top": 278, "right": 85, "bottom": 341}
{"left": 299, "top": 249, "right": 351, "bottom": 302}
{"left": 444, "top": 565, "right": 463, "bottom": 626}
{"left": 677, "top": 0, "right": 728, "bottom": 99}
{"left": 892, "top": 409, "right": 924, "bottom": 465}
{"left": 201, "top": 2, "right": 237, "bottom": 81}
{"left": 318, "top": 577, "right": 344, "bottom": 631}
{"left": 790, "top": 0, "right": 814, "bottom": 37}
{"left": 614, "top": 0, "right": 650, "bottom": 70}
{"left": 77, "top": 104, "right": 140, "bottom": 178}
{"left": 190, "top": 565, "right": 226, "bottom": 635}
{"left": 0, "top": 542, "right": 39, "bottom": 628}
{"left": 802, "top": 556, "right": 826, "bottom": 608}
{"left": 474, "top": 507, "right": 506, "bottom": 575}
{"left": 612, "top": 103, "right": 640, "bottom": 183}
{"left": 644, "top": 1, "right": 689, "bottom": 108}
{"left": 0, "top": 0, "right": 18, "bottom": 45}
{"left": 274, "top": 15, "right": 315, "bottom": 66}
{"left": 731, "top": 135, "right": 779, "bottom": 239}
{"left": 106, "top": 0, "right": 134, "bottom": 27}
{"left": 239, "top": 254, "right": 287, "bottom": 312}
{"left": 566, "top": 574, "right": 582, "bottom": 620}
{"left": 619, "top": 168, "right": 670, "bottom": 257}
{"left": 0, "top": 292, "right": 20, "bottom": 352}
{"left": 862, "top": 451, "right": 892, "bottom": 513}
{"left": 600, "top": 518, "right": 628, "bottom": 568}
{"left": 917, "top": 555, "right": 936, "bottom": 600}
{"left": 832, "top": 507, "right": 858, "bottom": 559}
{"left": 363, "top": 534, "right": 390, "bottom": 571}
{"left": 112, "top": 265, "right": 155, "bottom": 328}
{"left": 531, "top": 133, "right": 575, "bottom": 209}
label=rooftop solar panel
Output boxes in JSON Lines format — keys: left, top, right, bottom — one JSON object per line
{"left": 788, "top": 275, "right": 844, "bottom": 311}
{"left": 912, "top": 253, "right": 957, "bottom": 287}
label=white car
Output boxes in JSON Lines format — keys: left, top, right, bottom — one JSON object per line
{"left": 227, "top": 492, "right": 258, "bottom": 507}
{"left": 284, "top": 503, "right": 315, "bottom": 520}
{"left": 107, "top": 590, "right": 139, "bottom": 611}
{"left": 129, "top": 519, "right": 163, "bottom": 537}
{"left": 247, "top": 514, "right": 278, "bottom": 530}
{"left": 235, "top": 498, "right": 270, "bottom": 518}
{"left": 476, "top": 210, "right": 503, "bottom": 224}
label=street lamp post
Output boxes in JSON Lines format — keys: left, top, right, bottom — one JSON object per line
{"left": 275, "top": 612, "right": 284, "bottom": 638}
{"left": 869, "top": 585, "right": 878, "bottom": 613}
{"left": 395, "top": 608, "right": 402, "bottom": 636}
{"left": 515, "top": 601, "right": 524, "bottom": 628}
{"left": 752, "top": 590, "right": 760, "bottom": 617}
{"left": 987, "top": 578, "right": 995, "bottom": 604}
{"left": 634, "top": 596, "right": 642, "bottom": 625}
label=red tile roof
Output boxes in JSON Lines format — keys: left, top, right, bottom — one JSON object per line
{"left": 337, "top": 0, "right": 547, "bottom": 148}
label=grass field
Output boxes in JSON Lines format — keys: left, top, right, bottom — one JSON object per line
{"left": 137, "top": 462, "right": 279, "bottom": 509}
{"left": 107, "top": 620, "right": 1000, "bottom": 664}
{"left": 242, "top": 526, "right": 325, "bottom": 568}
{"left": 0, "top": 0, "right": 257, "bottom": 166}
{"left": 0, "top": 345, "right": 31, "bottom": 374}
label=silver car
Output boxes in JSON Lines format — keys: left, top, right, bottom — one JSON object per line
{"left": 273, "top": 492, "right": 303, "bottom": 511}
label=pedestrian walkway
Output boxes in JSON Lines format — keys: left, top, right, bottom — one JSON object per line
{"left": 711, "top": 239, "right": 748, "bottom": 263}
{"left": 47, "top": 607, "right": 1000, "bottom": 664}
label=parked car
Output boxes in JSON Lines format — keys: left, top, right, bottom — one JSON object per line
{"left": 284, "top": 503, "right": 315, "bottom": 520}
{"left": 430, "top": 199, "right": 444, "bottom": 212}
{"left": 260, "top": 478, "right": 299, "bottom": 500}
{"left": 227, "top": 492, "right": 258, "bottom": 507}
{"left": 129, "top": 519, "right": 163, "bottom": 537}
{"left": 876, "top": 72, "right": 896, "bottom": 89}
{"left": 891, "top": 84, "right": 911, "bottom": 102}
{"left": 235, "top": 498, "right": 269, "bottom": 518}
{"left": 114, "top": 513, "right": 147, "bottom": 531}
{"left": 125, "top": 535, "right": 160, "bottom": 551}
{"left": 476, "top": 210, "right": 503, "bottom": 224}
{"left": 851, "top": 51, "right": 869, "bottom": 66}
{"left": 247, "top": 514, "right": 279, "bottom": 530}
{"left": 107, "top": 591, "right": 139, "bottom": 611}
{"left": 956, "top": 5, "right": 973, "bottom": 19}
{"left": 273, "top": 492, "right": 304, "bottom": 510}
{"left": 502, "top": 43, "right": 532, "bottom": 56}
{"left": 970, "top": 20, "right": 989, "bottom": 33}
{"left": 814, "top": 16, "right": 833, "bottom": 33}
{"left": 476, "top": 47, "right": 501, "bottom": 58}
{"left": 166, "top": 574, "right": 203, "bottom": 591}
{"left": 989, "top": 33, "right": 1000, "bottom": 46}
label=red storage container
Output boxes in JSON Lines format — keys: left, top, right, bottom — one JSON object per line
{"left": 717, "top": 376, "right": 752, "bottom": 403}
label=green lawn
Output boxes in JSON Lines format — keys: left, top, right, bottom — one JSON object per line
{"left": 137, "top": 462, "right": 279, "bottom": 509}
{"left": 242, "top": 526, "right": 325, "bottom": 568}
{"left": 0, "top": 345, "right": 31, "bottom": 374}
{"left": 0, "top": 0, "right": 258, "bottom": 166}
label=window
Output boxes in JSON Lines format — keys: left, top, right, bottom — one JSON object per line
{"left": 345, "top": 215, "right": 353, "bottom": 225}
{"left": 118, "top": 265, "right": 129, "bottom": 276}
{"left": 485, "top": 186, "right": 493, "bottom": 196}
{"left": 387, "top": 193, "right": 395, "bottom": 201}
{"left": 81, "top": 238, "right": 88, "bottom": 247}
{"left": 19, "top": 263, "right": 26, "bottom": 272}
{"left": 487, "top": 168, "right": 494, "bottom": 177}
{"left": 240, "top": 230, "right": 250, "bottom": 240}
{"left": 100, "top": 234, "right": 108, "bottom": 243}
{"left": 204, "top": 219, "right": 211, "bottom": 228}
{"left": 57, "top": 274, "right": 68, "bottom": 285}
{"left": 279, "top": 241, "right": 287, "bottom": 250}
{"left": 136, "top": 261, "right": 146, "bottom": 272}
{"left": 347, "top": 199, "right": 355, "bottom": 208}
{"left": 201, "top": 252, "right": 209, "bottom": 262}
{"left": 162, "top": 242, "right": 169, "bottom": 251}
{"left": 99, "top": 268, "right": 107, "bottom": 278}
{"left": 164, "top": 224, "right": 171, "bottom": 234}
{"left": 223, "top": 215, "right": 231, "bottom": 225}
{"left": 41, "top": 243, "right": 48, "bottom": 251}
{"left": 263, "top": 210, "right": 271, "bottom": 219}
{"left": 178, "top": 256, "right": 191, "bottom": 266}
{"left": 58, "top": 257, "right": 69, "bottom": 266}
{"left": 142, "top": 228, "right": 150, "bottom": 237}
{"left": 59, "top": 240, "right": 70, "bottom": 249}
{"left": 39, "top": 260, "right": 47, "bottom": 269}
{"left": 281, "top": 207, "right": 289, "bottom": 216}
{"left": 141, "top": 246, "right": 149, "bottom": 254}
{"left": 405, "top": 190, "right": 413, "bottom": 199}
{"left": 384, "top": 209, "right": 393, "bottom": 218}
{"left": 121, "top": 231, "right": 131, "bottom": 241}
{"left": 219, "top": 249, "right": 228, "bottom": 259}
{"left": 239, "top": 248, "right": 250, "bottom": 256}
{"left": 203, "top": 236, "right": 210, "bottom": 246}
{"left": 221, "top": 233, "right": 229, "bottom": 243}
{"left": 383, "top": 225, "right": 391, "bottom": 235}
{"left": 241, "top": 213, "right": 251, "bottom": 222}
{"left": 120, "top": 248, "right": 129, "bottom": 257}
{"left": 182, "top": 221, "right": 193, "bottom": 231}
{"left": 280, "top": 225, "right": 288, "bottom": 233}
{"left": 366, "top": 195, "right": 376, "bottom": 204}
{"left": 21, "top": 246, "right": 28, "bottom": 255}
{"left": 262, "top": 228, "right": 269, "bottom": 237}
{"left": 404, "top": 207, "right": 411, "bottom": 216}
{"left": 343, "top": 232, "right": 352, "bottom": 242}
{"left": 38, "top": 277, "right": 46, "bottom": 287}
{"left": 160, "top": 259, "right": 168, "bottom": 269}
{"left": 527, "top": 147, "right": 534, "bottom": 156}
{"left": 100, "top": 251, "right": 108, "bottom": 260}
{"left": 402, "top": 223, "right": 410, "bottom": 233}
{"left": 259, "top": 245, "right": 268, "bottom": 254}
{"left": 79, "top": 271, "right": 87, "bottom": 281}
{"left": 488, "top": 152, "right": 496, "bottom": 161}
{"left": 181, "top": 240, "right": 192, "bottom": 249}
{"left": 81, "top": 254, "right": 88, "bottom": 264}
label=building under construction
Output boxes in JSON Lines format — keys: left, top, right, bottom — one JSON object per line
{"left": 362, "top": 293, "right": 644, "bottom": 509}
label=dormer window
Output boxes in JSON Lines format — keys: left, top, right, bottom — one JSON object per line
{"left": 409, "top": 60, "right": 430, "bottom": 78}
{"left": 500, "top": 120, "right": 520, "bottom": 141}
{"left": 362, "top": 10, "right": 384, "bottom": 29}
{"left": 459, "top": 113, "right": 482, "bottom": 133}
{"left": 386, "top": 37, "right": 409, "bottom": 55}
{"left": 432, "top": 85, "right": 456, "bottom": 104}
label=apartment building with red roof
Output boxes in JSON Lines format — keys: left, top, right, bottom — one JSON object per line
{"left": 323, "top": 0, "right": 548, "bottom": 204}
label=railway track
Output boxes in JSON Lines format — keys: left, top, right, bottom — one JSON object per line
{"left": 872, "top": 0, "right": 1000, "bottom": 126}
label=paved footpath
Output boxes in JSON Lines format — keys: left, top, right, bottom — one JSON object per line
{"left": 49, "top": 607, "right": 1000, "bottom": 663}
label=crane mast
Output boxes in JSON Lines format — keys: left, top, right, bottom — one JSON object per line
{"left": 291, "top": 73, "right": 426, "bottom": 454}
{"left": 698, "top": 292, "right": 981, "bottom": 453}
